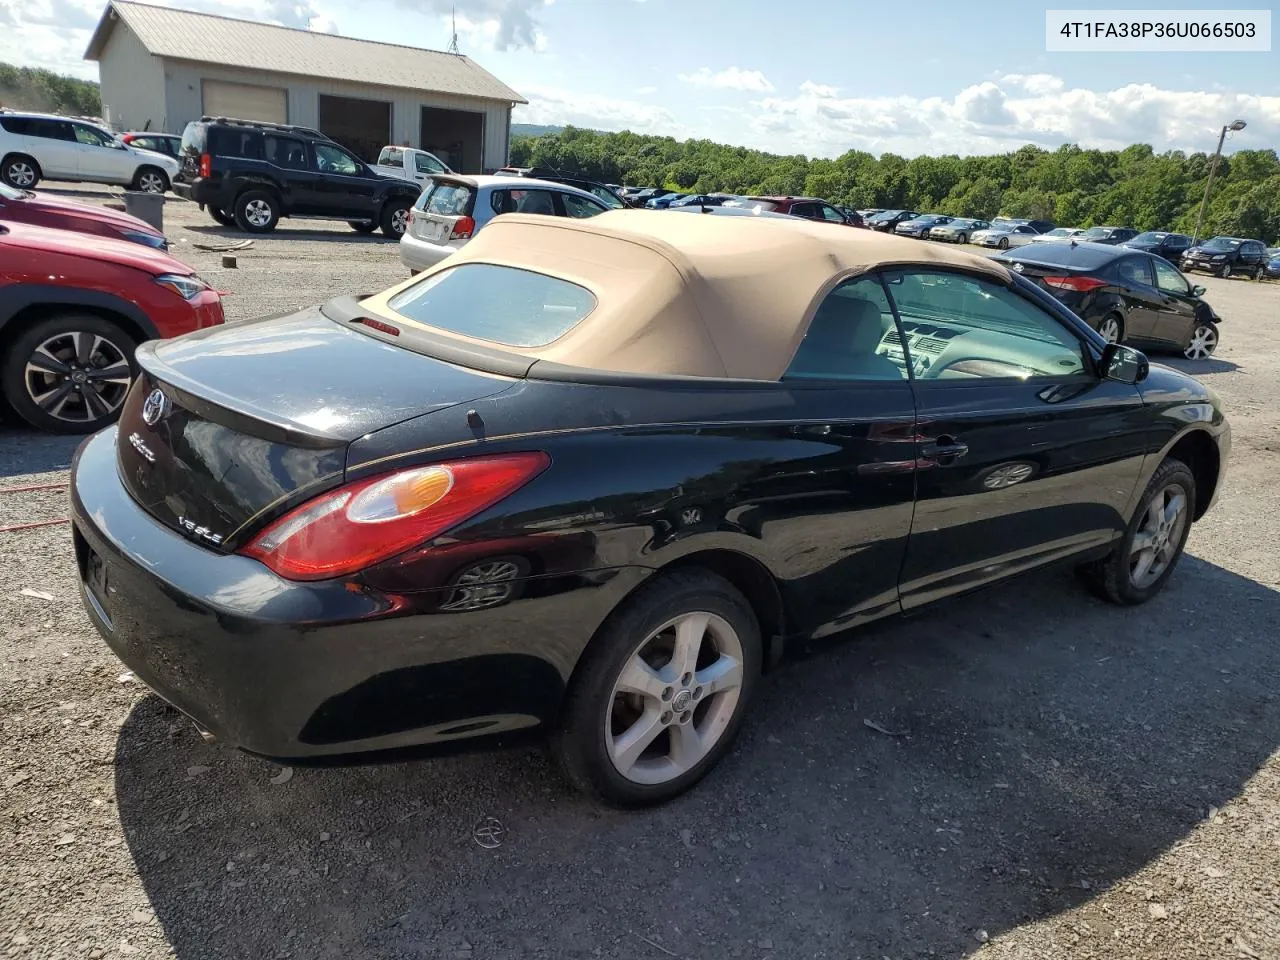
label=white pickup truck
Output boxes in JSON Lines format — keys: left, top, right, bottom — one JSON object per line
{"left": 372, "top": 145, "right": 452, "bottom": 185}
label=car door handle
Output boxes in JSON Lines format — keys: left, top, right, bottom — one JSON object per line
{"left": 920, "top": 436, "right": 969, "bottom": 460}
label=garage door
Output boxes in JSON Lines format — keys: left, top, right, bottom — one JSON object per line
{"left": 202, "top": 80, "right": 287, "bottom": 124}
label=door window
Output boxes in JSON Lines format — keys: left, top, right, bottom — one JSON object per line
{"left": 265, "top": 135, "right": 308, "bottom": 169}
{"left": 788, "top": 202, "right": 818, "bottom": 219}
{"left": 1152, "top": 258, "right": 1190, "bottom": 295}
{"left": 882, "top": 269, "right": 1086, "bottom": 380}
{"left": 588, "top": 185, "right": 625, "bottom": 209}
{"left": 818, "top": 204, "right": 846, "bottom": 222}
{"left": 1115, "top": 256, "right": 1154, "bottom": 287}
{"left": 783, "top": 276, "right": 905, "bottom": 381}
{"left": 491, "top": 189, "right": 556, "bottom": 216}
{"left": 560, "top": 192, "right": 608, "bottom": 219}
{"left": 314, "top": 143, "right": 361, "bottom": 175}
{"left": 414, "top": 152, "right": 447, "bottom": 175}
{"left": 72, "top": 124, "right": 114, "bottom": 147}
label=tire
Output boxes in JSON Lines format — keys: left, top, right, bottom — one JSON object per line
{"left": 234, "top": 190, "right": 280, "bottom": 233}
{"left": 1253, "top": 265, "right": 1264, "bottom": 282}
{"left": 0, "top": 314, "right": 137, "bottom": 434}
{"left": 1096, "top": 313, "right": 1124, "bottom": 344}
{"left": 209, "top": 206, "right": 234, "bottom": 227}
{"left": 1078, "top": 458, "right": 1195, "bottom": 605}
{"left": 957, "top": 233, "right": 968, "bottom": 245}
{"left": 380, "top": 200, "right": 411, "bottom": 238}
{"left": 1218, "top": 262, "right": 1232, "bottom": 279}
{"left": 132, "top": 166, "right": 169, "bottom": 194}
{"left": 349, "top": 220, "right": 377, "bottom": 234}
{"left": 998, "top": 237, "right": 1009, "bottom": 249}
{"left": 1, "top": 153, "right": 40, "bottom": 189}
{"left": 1183, "top": 321, "right": 1219, "bottom": 360}
{"left": 551, "top": 570, "right": 762, "bottom": 807}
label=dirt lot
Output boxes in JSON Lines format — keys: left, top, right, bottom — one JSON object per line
{"left": 2, "top": 188, "right": 1279, "bottom": 960}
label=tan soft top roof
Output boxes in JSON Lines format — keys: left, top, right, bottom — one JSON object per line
{"left": 362, "top": 210, "right": 1013, "bottom": 381}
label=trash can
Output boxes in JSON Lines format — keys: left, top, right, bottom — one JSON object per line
{"left": 122, "top": 191, "right": 165, "bottom": 232}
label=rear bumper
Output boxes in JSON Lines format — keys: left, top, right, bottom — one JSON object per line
{"left": 399, "top": 231, "right": 464, "bottom": 271}
{"left": 70, "top": 427, "right": 649, "bottom": 761}
{"left": 172, "top": 178, "right": 224, "bottom": 209}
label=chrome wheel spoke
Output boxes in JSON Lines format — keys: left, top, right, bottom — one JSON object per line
{"left": 696, "top": 655, "right": 742, "bottom": 698}
{"left": 671, "top": 612, "right": 709, "bottom": 679}
{"left": 1131, "top": 548, "right": 1156, "bottom": 584}
{"left": 86, "top": 362, "right": 131, "bottom": 385}
{"left": 26, "top": 346, "right": 70, "bottom": 376}
{"left": 609, "top": 707, "right": 665, "bottom": 776}
{"left": 1130, "top": 530, "right": 1156, "bottom": 553}
{"left": 616, "top": 654, "right": 667, "bottom": 702}
{"left": 74, "top": 331, "right": 100, "bottom": 366}
{"left": 1163, "top": 492, "right": 1186, "bottom": 526}
{"left": 33, "top": 381, "right": 74, "bottom": 415}
{"left": 668, "top": 721, "right": 708, "bottom": 771}
{"left": 81, "top": 385, "right": 110, "bottom": 420}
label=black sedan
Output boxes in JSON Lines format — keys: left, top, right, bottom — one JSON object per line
{"left": 999, "top": 241, "right": 1223, "bottom": 359}
{"left": 865, "top": 209, "right": 919, "bottom": 232}
{"left": 71, "top": 212, "right": 1229, "bottom": 806}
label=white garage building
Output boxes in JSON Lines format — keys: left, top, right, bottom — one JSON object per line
{"left": 85, "top": 1, "right": 525, "bottom": 171}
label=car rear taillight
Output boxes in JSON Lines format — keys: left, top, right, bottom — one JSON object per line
{"left": 1042, "top": 275, "right": 1108, "bottom": 293}
{"left": 198, "top": 153, "right": 212, "bottom": 178}
{"left": 240, "top": 452, "right": 550, "bottom": 581}
{"left": 450, "top": 215, "right": 476, "bottom": 240}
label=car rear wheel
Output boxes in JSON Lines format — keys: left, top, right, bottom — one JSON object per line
{"left": 1218, "top": 262, "right": 1232, "bottom": 278}
{"left": 0, "top": 314, "right": 136, "bottom": 434}
{"left": 956, "top": 233, "right": 968, "bottom": 245}
{"left": 552, "top": 570, "right": 761, "bottom": 806}
{"left": 1078, "top": 458, "right": 1195, "bottom": 605}
{"left": 349, "top": 221, "right": 378, "bottom": 234}
{"left": 998, "top": 237, "right": 1009, "bottom": 249}
{"left": 234, "top": 190, "right": 280, "bottom": 233}
{"left": 2, "top": 154, "right": 40, "bottom": 189}
{"left": 1183, "top": 322, "right": 1218, "bottom": 360}
{"left": 380, "top": 201, "right": 411, "bottom": 238}
{"left": 132, "top": 166, "right": 169, "bottom": 194}
{"left": 208, "top": 206, "right": 234, "bottom": 227}
{"left": 1097, "top": 313, "right": 1124, "bottom": 343}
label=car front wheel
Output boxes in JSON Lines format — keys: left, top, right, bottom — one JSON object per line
{"left": 552, "top": 570, "right": 761, "bottom": 806}
{"left": 380, "top": 201, "right": 411, "bottom": 238}
{"left": 1079, "top": 457, "right": 1195, "bottom": 605}
{"left": 998, "top": 237, "right": 1009, "bottom": 249}
{"left": 1219, "top": 262, "right": 1233, "bottom": 278}
{"left": 956, "top": 233, "right": 968, "bottom": 245}
{"left": 0, "top": 314, "right": 136, "bottom": 433}
{"left": 1183, "top": 322, "right": 1219, "bottom": 360}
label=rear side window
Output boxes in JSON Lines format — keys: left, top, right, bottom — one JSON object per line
{"left": 265, "top": 135, "right": 307, "bottom": 169}
{"left": 0, "top": 117, "right": 30, "bottom": 134}
{"left": 387, "top": 264, "right": 596, "bottom": 348}
{"left": 1115, "top": 256, "right": 1154, "bottom": 287}
{"left": 415, "top": 180, "right": 474, "bottom": 214}
{"left": 209, "top": 127, "right": 264, "bottom": 160}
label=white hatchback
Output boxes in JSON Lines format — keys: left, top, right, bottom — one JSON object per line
{"left": 0, "top": 112, "right": 179, "bottom": 193}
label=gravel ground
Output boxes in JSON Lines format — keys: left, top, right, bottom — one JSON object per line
{"left": 2, "top": 187, "right": 1279, "bottom": 960}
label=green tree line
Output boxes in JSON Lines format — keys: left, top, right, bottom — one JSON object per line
{"left": 511, "top": 127, "right": 1280, "bottom": 243}
{"left": 0, "top": 62, "right": 101, "bottom": 119}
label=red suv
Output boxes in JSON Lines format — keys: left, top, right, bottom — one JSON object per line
{"left": 0, "top": 181, "right": 169, "bottom": 250}
{"left": 0, "top": 221, "right": 223, "bottom": 433}
{"left": 745, "top": 196, "right": 863, "bottom": 227}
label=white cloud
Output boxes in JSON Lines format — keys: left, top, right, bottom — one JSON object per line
{"left": 635, "top": 85, "right": 658, "bottom": 95}
{"left": 678, "top": 66, "right": 774, "bottom": 93}
{"left": 740, "top": 76, "right": 1280, "bottom": 158}
{"left": 415, "top": 0, "right": 550, "bottom": 51}
{"left": 514, "top": 84, "right": 681, "bottom": 136}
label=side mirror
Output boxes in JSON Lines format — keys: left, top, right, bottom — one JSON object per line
{"left": 1191, "top": 284, "right": 1206, "bottom": 297}
{"left": 1101, "top": 343, "right": 1148, "bottom": 384}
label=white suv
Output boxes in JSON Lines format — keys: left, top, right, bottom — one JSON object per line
{"left": 0, "top": 112, "right": 180, "bottom": 193}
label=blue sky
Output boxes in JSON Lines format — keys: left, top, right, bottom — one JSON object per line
{"left": 2, "top": 0, "right": 1276, "bottom": 157}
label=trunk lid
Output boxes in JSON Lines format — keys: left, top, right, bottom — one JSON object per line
{"left": 116, "top": 302, "right": 517, "bottom": 550}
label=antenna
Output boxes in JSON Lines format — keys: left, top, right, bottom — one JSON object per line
{"left": 448, "top": 5, "right": 460, "bottom": 55}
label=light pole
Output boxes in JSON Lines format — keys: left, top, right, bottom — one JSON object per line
{"left": 1192, "top": 119, "right": 1246, "bottom": 245}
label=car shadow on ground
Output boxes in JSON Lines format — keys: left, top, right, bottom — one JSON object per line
{"left": 0, "top": 427, "right": 81, "bottom": 478}
{"left": 181, "top": 223, "right": 400, "bottom": 244}
{"left": 1157, "top": 356, "right": 1241, "bottom": 376}
{"left": 113, "top": 556, "right": 1279, "bottom": 959}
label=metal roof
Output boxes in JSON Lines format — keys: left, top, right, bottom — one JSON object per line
{"left": 85, "top": 1, "right": 526, "bottom": 104}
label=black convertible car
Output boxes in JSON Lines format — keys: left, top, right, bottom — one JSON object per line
{"left": 71, "top": 212, "right": 1230, "bottom": 806}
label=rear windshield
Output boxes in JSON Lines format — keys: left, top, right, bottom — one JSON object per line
{"left": 387, "top": 264, "right": 596, "bottom": 348}
{"left": 179, "top": 122, "right": 207, "bottom": 156}
{"left": 378, "top": 146, "right": 402, "bottom": 166}
{"left": 414, "top": 180, "right": 474, "bottom": 215}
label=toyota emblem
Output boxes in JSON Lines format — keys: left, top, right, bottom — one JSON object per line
{"left": 141, "top": 388, "right": 169, "bottom": 426}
